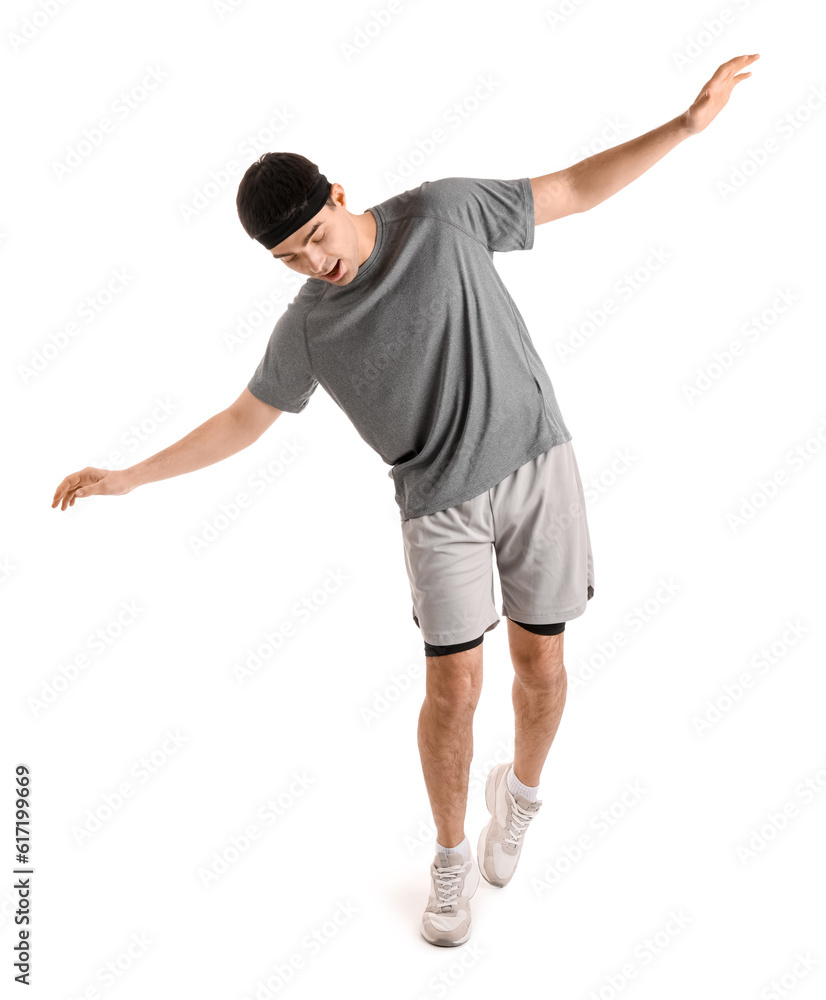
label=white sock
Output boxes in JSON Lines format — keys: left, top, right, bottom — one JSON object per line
{"left": 507, "top": 765, "right": 539, "bottom": 803}
{"left": 435, "top": 834, "right": 470, "bottom": 862}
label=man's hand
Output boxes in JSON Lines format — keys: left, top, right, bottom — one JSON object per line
{"left": 51, "top": 467, "right": 135, "bottom": 511}
{"left": 683, "top": 53, "right": 760, "bottom": 135}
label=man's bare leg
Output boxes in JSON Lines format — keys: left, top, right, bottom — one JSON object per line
{"left": 417, "top": 643, "right": 484, "bottom": 847}
{"left": 506, "top": 619, "right": 567, "bottom": 787}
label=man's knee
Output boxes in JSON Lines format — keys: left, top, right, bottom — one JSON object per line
{"left": 508, "top": 621, "right": 565, "bottom": 688}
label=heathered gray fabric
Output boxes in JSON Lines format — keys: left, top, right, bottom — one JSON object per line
{"left": 247, "top": 176, "right": 572, "bottom": 521}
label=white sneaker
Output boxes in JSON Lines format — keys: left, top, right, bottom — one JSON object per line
{"left": 477, "top": 762, "right": 542, "bottom": 887}
{"left": 421, "top": 847, "right": 480, "bottom": 947}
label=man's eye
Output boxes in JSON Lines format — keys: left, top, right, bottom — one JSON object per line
{"left": 283, "top": 233, "right": 325, "bottom": 263}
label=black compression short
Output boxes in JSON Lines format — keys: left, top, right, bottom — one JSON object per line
{"left": 424, "top": 618, "right": 565, "bottom": 657}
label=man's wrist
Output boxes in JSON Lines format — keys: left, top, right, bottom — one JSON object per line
{"left": 119, "top": 465, "right": 144, "bottom": 491}
{"left": 676, "top": 110, "right": 697, "bottom": 138}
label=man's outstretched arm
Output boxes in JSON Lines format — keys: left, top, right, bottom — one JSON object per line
{"left": 530, "top": 52, "right": 760, "bottom": 225}
{"left": 51, "top": 387, "right": 282, "bottom": 511}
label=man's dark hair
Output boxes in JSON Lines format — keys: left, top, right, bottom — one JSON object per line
{"left": 236, "top": 152, "right": 336, "bottom": 242}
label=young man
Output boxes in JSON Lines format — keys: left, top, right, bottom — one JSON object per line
{"left": 52, "top": 55, "right": 758, "bottom": 947}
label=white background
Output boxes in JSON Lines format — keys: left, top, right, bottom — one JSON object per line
{"left": 3, "top": 0, "right": 825, "bottom": 997}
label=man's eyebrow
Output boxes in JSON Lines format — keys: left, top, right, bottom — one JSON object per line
{"left": 270, "top": 221, "right": 324, "bottom": 258}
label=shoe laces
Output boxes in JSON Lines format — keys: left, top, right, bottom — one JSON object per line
{"left": 434, "top": 862, "right": 464, "bottom": 910}
{"left": 505, "top": 795, "right": 536, "bottom": 849}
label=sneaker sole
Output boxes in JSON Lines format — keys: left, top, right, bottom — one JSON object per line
{"left": 477, "top": 764, "right": 508, "bottom": 887}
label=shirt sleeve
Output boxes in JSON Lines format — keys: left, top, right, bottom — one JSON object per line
{"left": 247, "top": 307, "right": 318, "bottom": 414}
{"left": 418, "top": 176, "right": 535, "bottom": 253}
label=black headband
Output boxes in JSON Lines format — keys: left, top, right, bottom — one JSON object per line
{"left": 254, "top": 173, "right": 331, "bottom": 250}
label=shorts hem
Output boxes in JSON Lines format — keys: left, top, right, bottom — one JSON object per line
{"left": 502, "top": 604, "right": 586, "bottom": 625}
{"left": 502, "top": 583, "right": 594, "bottom": 626}
{"left": 419, "top": 616, "right": 500, "bottom": 647}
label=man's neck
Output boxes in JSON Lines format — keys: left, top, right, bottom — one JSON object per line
{"left": 354, "top": 209, "right": 377, "bottom": 267}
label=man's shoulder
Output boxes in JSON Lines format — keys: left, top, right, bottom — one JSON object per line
{"left": 371, "top": 175, "right": 468, "bottom": 217}
{"left": 269, "top": 276, "right": 327, "bottom": 333}
{"left": 370, "top": 178, "right": 495, "bottom": 245}
{"left": 370, "top": 180, "right": 425, "bottom": 222}
{"left": 371, "top": 176, "right": 518, "bottom": 228}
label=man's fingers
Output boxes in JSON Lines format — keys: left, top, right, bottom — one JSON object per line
{"left": 723, "top": 53, "right": 760, "bottom": 76}
{"left": 63, "top": 485, "right": 89, "bottom": 510}
{"left": 727, "top": 53, "right": 758, "bottom": 68}
{"left": 53, "top": 480, "right": 77, "bottom": 509}
{"left": 70, "top": 481, "right": 98, "bottom": 504}
{"left": 711, "top": 53, "right": 758, "bottom": 85}
{"left": 705, "top": 53, "right": 757, "bottom": 101}
{"left": 52, "top": 477, "right": 74, "bottom": 506}
{"left": 53, "top": 468, "right": 105, "bottom": 509}
{"left": 61, "top": 487, "right": 80, "bottom": 511}
{"left": 54, "top": 476, "right": 82, "bottom": 509}
{"left": 728, "top": 54, "right": 759, "bottom": 80}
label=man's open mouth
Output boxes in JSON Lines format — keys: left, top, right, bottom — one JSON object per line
{"left": 324, "top": 259, "right": 343, "bottom": 280}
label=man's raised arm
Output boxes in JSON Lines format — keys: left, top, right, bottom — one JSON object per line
{"left": 51, "top": 388, "right": 282, "bottom": 511}
{"left": 530, "top": 53, "right": 760, "bottom": 225}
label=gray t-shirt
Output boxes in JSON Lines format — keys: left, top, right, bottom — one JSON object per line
{"left": 247, "top": 176, "right": 572, "bottom": 521}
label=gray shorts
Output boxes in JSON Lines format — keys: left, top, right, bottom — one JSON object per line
{"left": 400, "top": 440, "right": 594, "bottom": 647}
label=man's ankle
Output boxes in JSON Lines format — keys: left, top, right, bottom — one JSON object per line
{"left": 435, "top": 834, "right": 470, "bottom": 862}
{"left": 435, "top": 834, "right": 466, "bottom": 851}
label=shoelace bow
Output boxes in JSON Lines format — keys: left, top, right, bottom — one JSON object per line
{"left": 505, "top": 795, "right": 537, "bottom": 849}
{"left": 434, "top": 863, "right": 464, "bottom": 909}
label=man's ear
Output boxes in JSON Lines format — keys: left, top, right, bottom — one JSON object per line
{"left": 328, "top": 181, "right": 346, "bottom": 211}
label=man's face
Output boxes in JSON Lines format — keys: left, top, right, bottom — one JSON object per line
{"left": 268, "top": 183, "right": 357, "bottom": 285}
